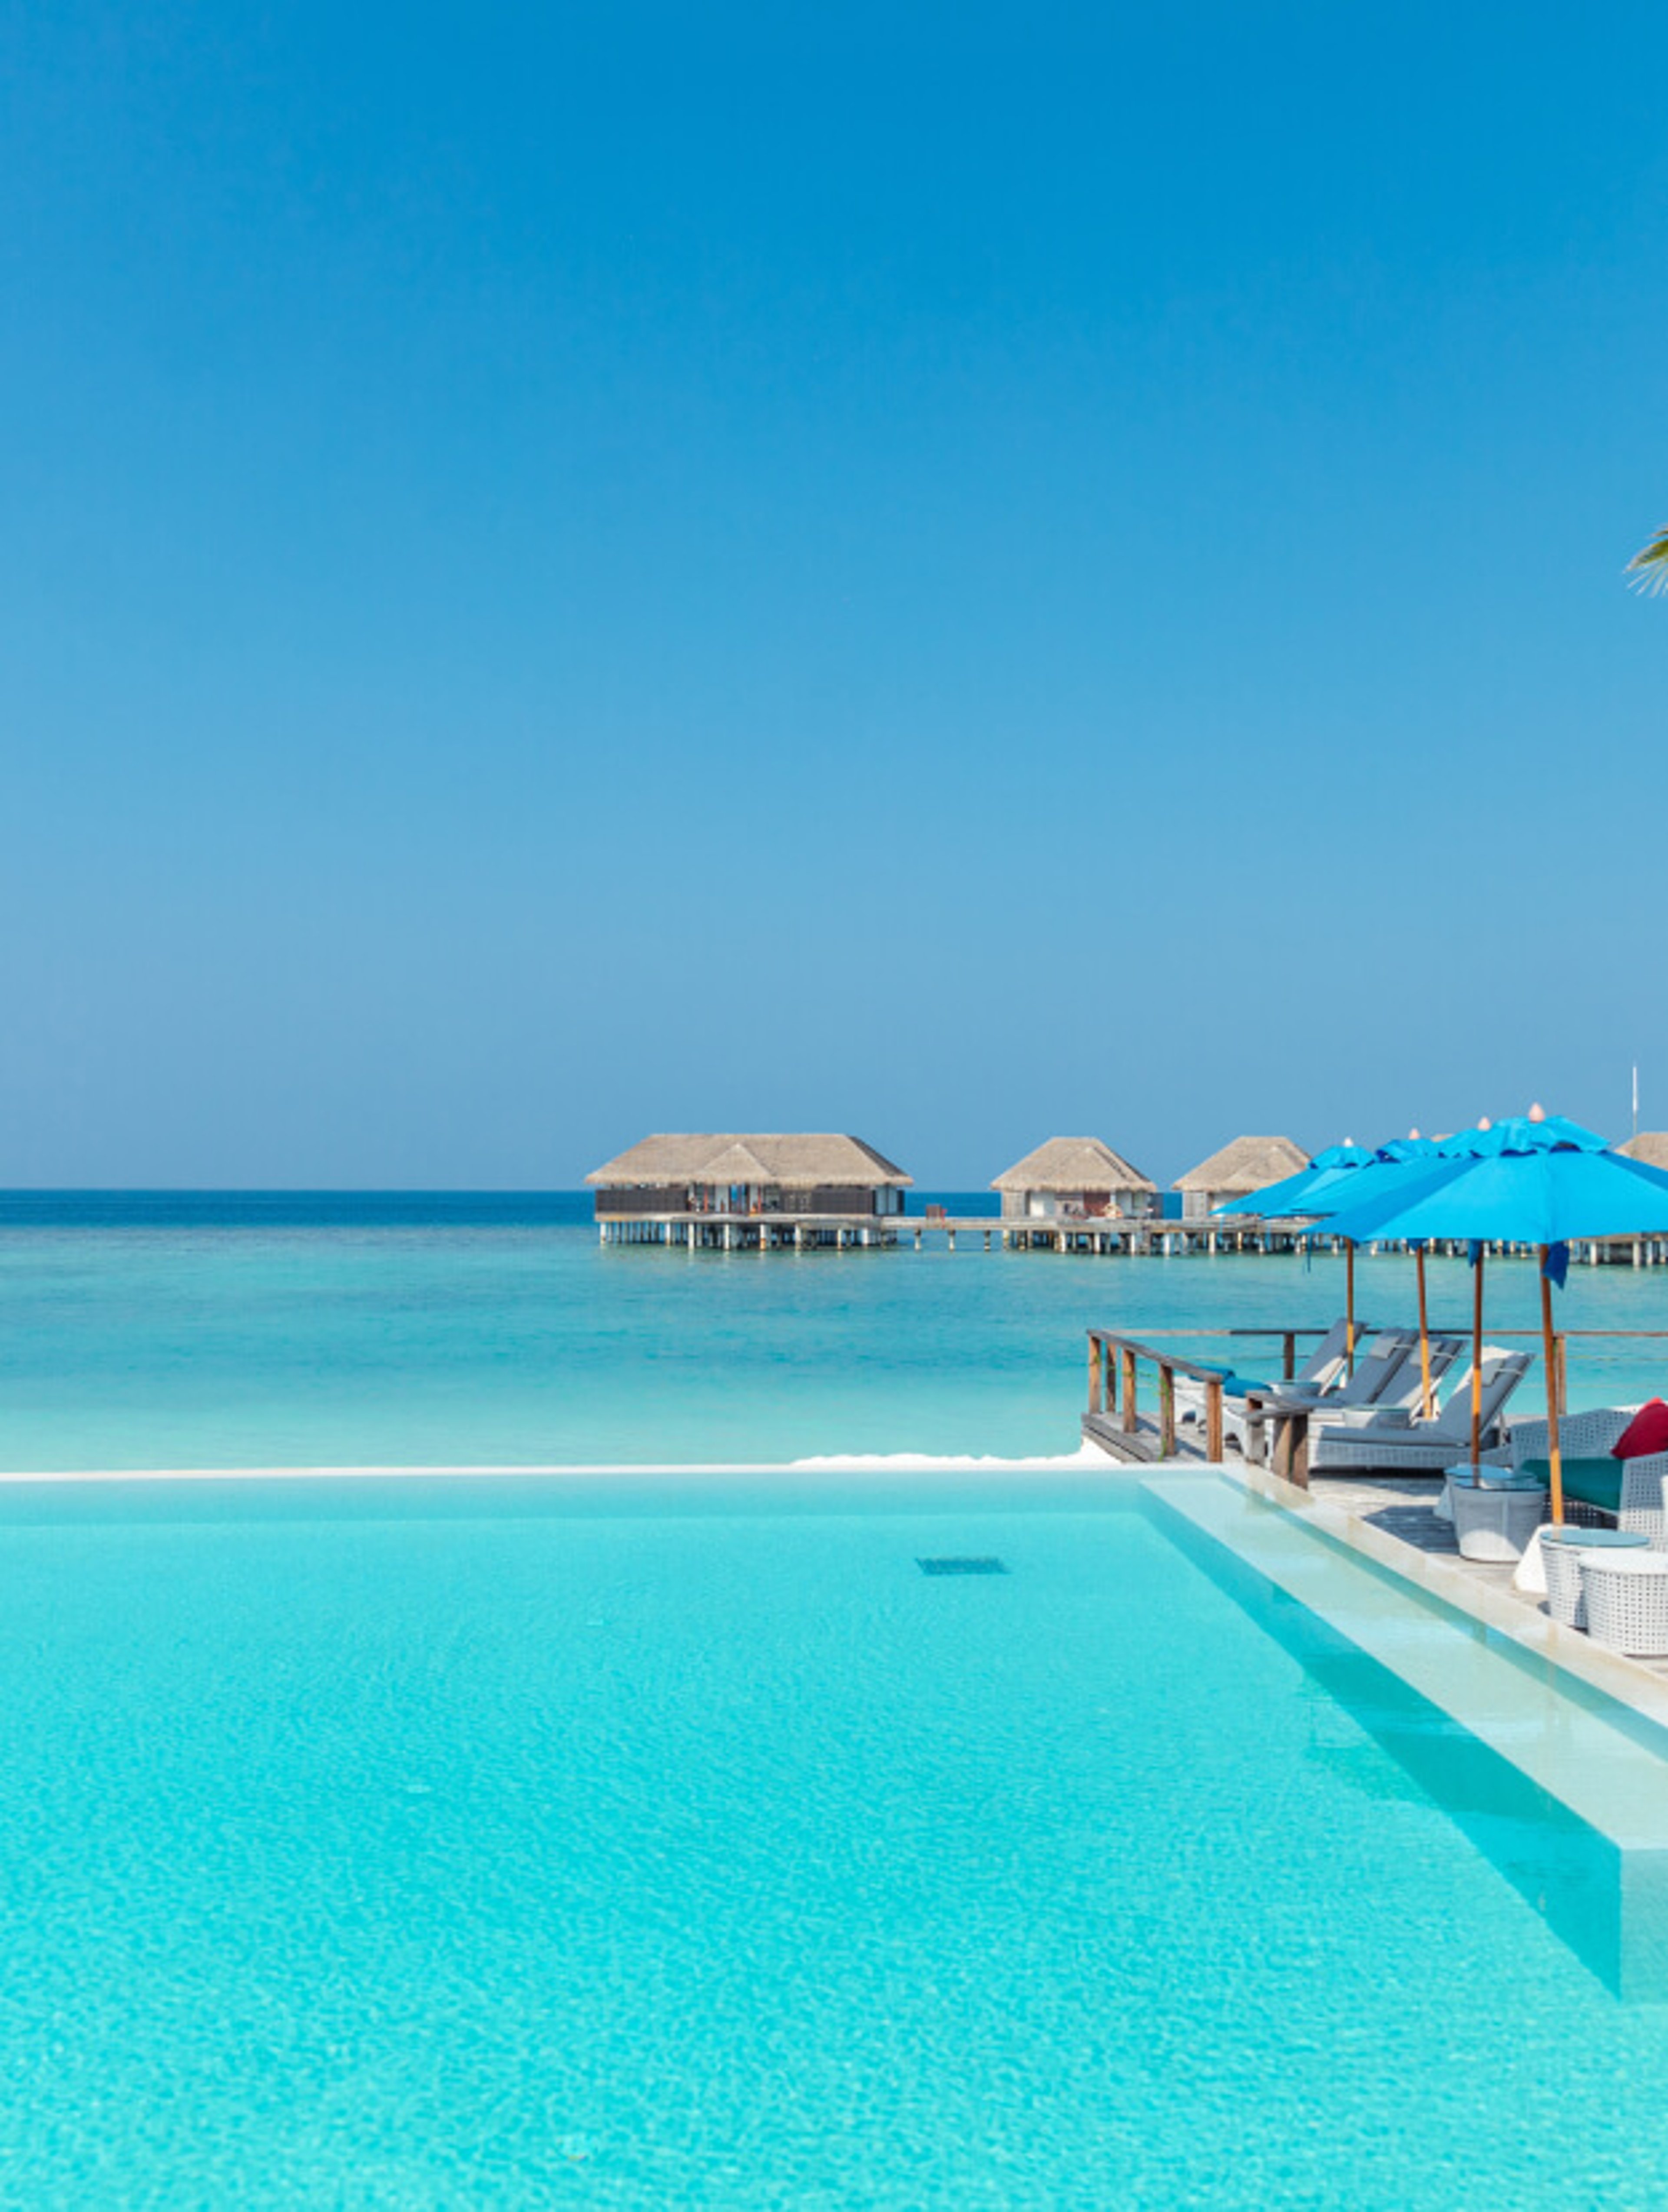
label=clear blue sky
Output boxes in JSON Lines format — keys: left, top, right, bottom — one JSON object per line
{"left": 3, "top": 2, "right": 1665, "bottom": 1189}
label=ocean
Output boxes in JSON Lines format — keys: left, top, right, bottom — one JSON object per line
{"left": 3, "top": 1191, "right": 1667, "bottom": 1471}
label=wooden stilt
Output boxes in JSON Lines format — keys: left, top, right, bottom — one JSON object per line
{"left": 1205, "top": 1376, "right": 1224, "bottom": 1463}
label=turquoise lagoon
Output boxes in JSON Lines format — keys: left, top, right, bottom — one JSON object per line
{"left": 5, "top": 1192, "right": 1668, "bottom": 1470}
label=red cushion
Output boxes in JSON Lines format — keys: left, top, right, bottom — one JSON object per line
{"left": 1613, "top": 1400, "right": 1668, "bottom": 1459}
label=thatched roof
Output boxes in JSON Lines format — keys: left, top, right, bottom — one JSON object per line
{"left": 991, "top": 1137, "right": 1156, "bottom": 1194}
{"left": 1621, "top": 1133, "right": 1668, "bottom": 1171}
{"left": 1174, "top": 1134, "right": 1308, "bottom": 1194}
{"left": 587, "top": 1134, "right": 912, "bottom": 1189}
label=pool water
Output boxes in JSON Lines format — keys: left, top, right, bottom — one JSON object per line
{"left": 4, "top": 1467, "right": 1666, "bottom": 2207}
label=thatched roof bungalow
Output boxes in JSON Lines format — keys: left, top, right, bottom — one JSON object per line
{"left": 1620, "top": 1134, "right": 1668, "bottom": 1172}
{"left": 991, "top": 1137, "right": 1158, "bottom": 1223}
{"left": 586, "top": 1134, "right": 912, "bottom": 1220}
{"left": 1174, "top": 1135, "right": 1308, "bottom": 1220}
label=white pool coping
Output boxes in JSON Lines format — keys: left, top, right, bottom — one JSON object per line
{"left": 1154, "top": 1461, "right": 1668, "bottom": 1854}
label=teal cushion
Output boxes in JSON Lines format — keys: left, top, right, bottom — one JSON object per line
{"left": 1520, "top": 1457, "right": 1623, "bottom": 1515}
{"left": 1224, "top": 1375, "right": 1273, "bottom": 1400}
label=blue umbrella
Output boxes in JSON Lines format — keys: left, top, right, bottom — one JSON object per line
{"left": 1321, "top": 1113, "right": 1668, "bottom": 1514}
{"left": 1216, "top": 1141, "right": 1380, "bottom": 1369}
{"left": 1289, "top": 1122, "right": 1562, "bottom": 1414}
{"left": 1297, "top": 1135, "right": 1445, "bottom": 1217}
{"left": 1290, "top": 1134, "right": 1452, "bottom": 1407}
{"left": 1216, "top": 1141, "right": 1374, "bottom": 1222}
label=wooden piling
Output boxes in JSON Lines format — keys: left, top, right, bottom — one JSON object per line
{"left": 1158, "top": 1362, "right": 1176, "bottom": 1457}
{"left": 1205, "top": 1376, "right": 1224, "bottom": 1463}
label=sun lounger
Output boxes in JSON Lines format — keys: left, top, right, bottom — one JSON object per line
{"left": 1309, "top": 1349, "right": 1532, "bottom": 1473}
{"left": 1235, "top": 1331, "right": 1426, "bottom": 1465}
{"left": 1175, "top": 1317, "right": 1364, "bottom": 1447}
{"left": 1259, "top": 1329, "right": 1423, "bottom": 1418}
{"left": 1299, "top": 1336, "right": 1464, "bottom": 1429}
{"left": 1506, "top": 1405, "right": 1668, "bottom": 1545}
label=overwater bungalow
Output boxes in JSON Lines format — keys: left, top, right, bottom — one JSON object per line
{"left": 991, "top": 1137, "right": 1158, "bottom": 1224}
{"left": 1174, "top": 1135, "right": 1308, "bottom": 1223}
{"left": 1621, "top": 1133, "right": 1668, "bottom": 1171}
{"left": 1604, "top": 1135, "right": 1668, "bottom": 1264}
{"left": 587, "top": 1133, "right": 912, "bottom": 1248}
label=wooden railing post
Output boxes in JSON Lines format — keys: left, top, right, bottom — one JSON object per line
{"left": 1282, "top": 1332, "right": 1295, "bottom": 1381}
{"left": 1121, "top": 1348, "right": 1138, "bottom": 1436}
{"left": 1089, "top": 1333, "right": 1105, "bottom": 1415}
{"left": 1158, "top": 1361, "right": 1176, "bottom": 1458}
{"left": 1205, "top": 1376, "right": 1224, "bottom": 1463}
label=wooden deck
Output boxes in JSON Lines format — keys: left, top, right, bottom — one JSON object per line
{"left": 1082, "top": 1409, "right": 1215, "bottom": 1465}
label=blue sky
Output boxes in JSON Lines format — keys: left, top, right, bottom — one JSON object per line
{"left": 3, "top": 2, "right": 1666, "bottom": 1188}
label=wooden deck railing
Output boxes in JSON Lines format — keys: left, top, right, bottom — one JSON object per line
{"left": 1083, "top": 1329, "right": 1301, "bottom": 1462}
{"left": 1086, "top": 1323, "right": 1668, "bottom": 1472}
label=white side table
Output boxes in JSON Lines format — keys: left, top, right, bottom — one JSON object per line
{"left": 1542, "top": 1527, "right": 1648, "bottom": 1629}
{"left": 1581, "top": 1553, "right": 1668, "bottom": 1657}
{"left": 1446, "top": 1467, "right": 1547, "bottom": 1563}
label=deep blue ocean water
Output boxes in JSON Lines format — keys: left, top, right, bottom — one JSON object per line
{"left": 3, "top": 1191, "right": 1668, "bottom": 1470}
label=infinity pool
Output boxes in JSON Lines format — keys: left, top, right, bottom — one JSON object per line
{"left": 2, "top": 1468, "right": 1664, "bottom": 2205}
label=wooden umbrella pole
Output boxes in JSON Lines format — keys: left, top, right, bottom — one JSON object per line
{"left": 1469, "top": 1247, "right": 1486, "bottom": 1468}
{"left": 1416, "top": 1247, "right": 1433, "bottom": 1419}
{"left": 1539, "top": 1247, "right": 1565, "bottom": 1524}
{"left": 1346, "top": 1242, "right": 1356, "bottom": 1373}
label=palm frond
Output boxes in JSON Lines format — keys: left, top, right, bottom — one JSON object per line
{"left": 1627, "top": 526, "right": 1668, "bottom": 594}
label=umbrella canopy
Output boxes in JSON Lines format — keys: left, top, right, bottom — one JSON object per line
{"left": 1317, "top": 1127, "right": 1668, "bottom": 1251}
{"left": 1216, "top": 1141, "right": 1374, "bottom": 1221}
{"left": 1283, "top": 1134, "right": 1451, "bottom": 1405}
{"left": 1226, "top": 1135, "right": 1445, "bottom": 1384}
{"left": 1320, "top": 1116, "right": 1668, "bottom": 1516}
{"left": 1291, "top": 1137, "right": 1445, "bottom": 1223}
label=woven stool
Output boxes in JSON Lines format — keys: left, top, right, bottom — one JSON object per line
{"left": 1542, "top": 1527, "right": 1647, "bottom": 1629}
{"left": 1580, "top": 1552, "right": 1668, "bottom": 1657}
{"left": 1447, "top": 1469, "right": 1547, "bottom": 1563}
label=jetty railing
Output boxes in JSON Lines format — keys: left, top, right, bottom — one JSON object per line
{"left": 1084, "top": 1329, "right": 1308, "bottom": 1462}
{"left": 1087, "top": 1324, "right": 1668, "bottom": 1448}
